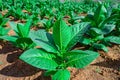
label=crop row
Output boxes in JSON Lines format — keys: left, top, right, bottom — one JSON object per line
{"left": 0, "top": 0, "right": 120, "bottom": 80}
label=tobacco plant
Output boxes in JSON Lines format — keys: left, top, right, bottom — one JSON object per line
{"left": 30, "top": 8, "right": 41, "bottom": 26}
{"left": 111, "top": 8, "right": 120, "bottom": 36}
{"left": 80, "top": 2, "right": 120, "bottom": 52}
{"left": 41, "top": 18, "right": 54, "bottom": 32}
{"left": 0, "top": 20, "right": 35, "bottom": 50}
{"left": 0, "top": 14, "right": 10, "bottom": 37}
{"left": 68, "top": 11, "right": 83, "bottom": 25}
{"left": 20, "top": 19, "right": 99, "bottom": 80}
{"left": 6, "top": 6, "right": 28, "bottom": 20}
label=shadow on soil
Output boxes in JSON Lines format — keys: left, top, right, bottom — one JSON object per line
{"left": 0, "top": 41, "right": 51, "bottom": 80}
{"left": 93, "top": 59, "right": 120, "bottom": 71}
{"left": 0, "top": 57, "right": 51, "bottom": 80}
{"left": 0, "top": 60, "right": 51, "bottom": 80}
{"left": 0, "top": 41, "right": 19, "bottom": 54}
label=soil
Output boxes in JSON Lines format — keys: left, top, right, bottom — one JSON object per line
{"left": 0, "top": 41, "right": 120, "bottom": 80}
{"left": 0, "top": 10, "right": 120, "bottom": 80}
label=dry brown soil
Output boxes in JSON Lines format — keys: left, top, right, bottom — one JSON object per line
{"left": 0, "top": 41, "right": 120, "bottom": 80}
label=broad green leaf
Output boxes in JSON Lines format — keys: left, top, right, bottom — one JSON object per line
{"left": 30, "top": 30, "right": 58, "bottom": 53}
{"left": 20, "top": 49, "right": 58, "bottom": 70}
{"left": 94, "top": 35, "right": 104, "bottom": 41}
{"left": 90, "top": 28, "right": 102, "bottom": 36}
{"left": 80, "top": 38, "right": 92, "bottom": 45}
{"left": 92, "top": 43, "right": 108, "bottom": 52}
{"left": 90, "top": 25, "right": 115, "bottom": 35}
{"left": 34, "top": 39, "right": 58, "bottom": 53}
{"left": 104, "top": 36, "right": 120, "bottom": 44}
{"left": 0, "top": 35, "right": 18, "bottom": 43}
{"left": 2, "top": 28, "right": 10, "bottom": 36}
{"left": 52, "top": 69, "right": 70, "bottom": 80}
{"left": 66, "top": 50, "right": 99, "bottom": 68}
{"left": 99, "top": 14, "right": 118, "bottom": 28}
{"left": 23, "top": 19, "right": 32, "bottom": 37}
{"left": 100, "top": 24, "right": 115, "bottom": 34}
{"left": 9, "top": 22, "right": 18, "bottom": 33}
{"left": 0, "top": 26, "right": 10, "bottom": 36}
{"left": 53, "top": 19, "right": 71, "bottom": 50}
{"left": 17, "top": 23, "right": 25, "bottom": 37}
{"left": 67, "top": 22, "right": 90, "bottom": 50}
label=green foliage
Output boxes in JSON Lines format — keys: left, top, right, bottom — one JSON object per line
{"left": 0, "top": 14, "right": 10, "bottom": 37}
{"left": 68, "top": 11, "right": 84, "bottom": 25}
{"left": 20, "top": 19, "right": 99, "bottom": 80}
{"left": 1, "top": 0, "right": 98, "bottom": 21}
{"left": 41, "top": 18, "right": 54, "bottom": 31}
{"left": 0, "top": 0, "right": 2, "bottom": 10}
{"left": 30, "top": 9, "right": 41, "bottom": 26}
{"left": 80, "top": 3, "right": 120, "bottom": 52}
{"left": 0, "top": 19, "right": 35, "bottom": 50}
{"left": 1, "top": 0, "right": 120, "bottom": 80}
{"left": 52, "top": 69, "right": 70, "bottom": 80}
{"left": 0, "top": 26, "right": 10, "bottom": 37}
{"left": 111, "top": 8, "right": 120, "bottom": 36}
{"left": 6, "top": 6, "right": 28, "bottom": 20}
{"left": 0, "top": 14, "right": 9, "bottom": 27}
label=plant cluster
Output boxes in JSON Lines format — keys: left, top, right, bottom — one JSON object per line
{"left": 80, "top": 2, "right": 120, "bottom": 52}
{"left": 0, "top": 13, "right": 10, "bottom": 38}
{"left": 0, "top": 0, "right": 120, "bottom": 80}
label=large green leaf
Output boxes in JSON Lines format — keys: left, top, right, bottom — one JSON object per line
{"left": 17, "top": 23, "right": 25, "bottom": 37}
{"left": 104, "top": 36, "right": 120, "bottom": 44}
{"left": 52, "top": 69, "right": 70, "bottom": 80}
{"left": 99, "top": 14, "right": 118, "bottom": 28}
{"left": 101, "top": 24, "right": 115, "bottom": 34}
{"left": 9, "top": 22, "right": 18, "bottom": 33}
{"left": 30, "top": 30, "right": 54, "bottom": 44}
{"left": 0, "top": 26, "right": 10, "bottom": 36}
{"left": 90, "top": 28, "right": 102, "bottom": 36}
{"left": 67, "top": 22, "right": 90, "bottom": 50}
{"left": 30, "top": 30, "right": 58, "bottom": 53}
{"left": 53, "top": 19, "right": 71, "bottom": 50}
{"left": 92, "top": 43, "right": 108, "bottom": 52}
{"left": 20, "top": 49, "right": 58, "bottom": 70}
{"left": 0, "top": 35, "right": 18, "bottom": 43}
{"left": 23, "top": 19, "right": 32, "bottom": 37}
{"left": 80, "top": 37, "right": 92, "bottom": 45}
{"left": 66, "top": 50, "right": 99, "bottom": 68}
{"left": 90, "top": 24, "right": 115, "bottom": 35}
